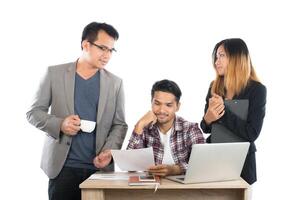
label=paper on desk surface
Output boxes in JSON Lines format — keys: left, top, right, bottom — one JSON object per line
{"left": 89, "top": 172, "right": 147, "bottom": 180}
{"left": 111, "top": 147, "right": 155, "bottom": 171}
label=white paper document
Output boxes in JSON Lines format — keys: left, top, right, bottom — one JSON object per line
{"left": 111, "top": 147, "right": 155, "bottom": 171}
{"left": 88, "top": 172, "right": 147, "bottom": 180}
{"left": 89, "top": 173, "right": 129, "bottom": 180}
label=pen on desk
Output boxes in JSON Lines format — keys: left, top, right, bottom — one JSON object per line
{"left": 154, "top": 183, "right": 159, "bottom": 193}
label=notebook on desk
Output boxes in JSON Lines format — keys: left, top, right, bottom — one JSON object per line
{"left": 128, "top": 175, "right": 160, "bottom": 186}
{"left": 211, "top": 99, "right": 249, "bottom": 143}
{"left": 166, "top": 142, "right": 249, "bottom": 184}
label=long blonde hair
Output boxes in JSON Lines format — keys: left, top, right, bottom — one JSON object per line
{"left": 211, "top": 38, "right": 259, "bottom": 98}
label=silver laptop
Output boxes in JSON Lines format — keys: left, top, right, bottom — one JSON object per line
{"left": 166, "top": 142, "right": 250, "bottom": 184}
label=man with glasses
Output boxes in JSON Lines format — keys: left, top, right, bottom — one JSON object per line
{"left": 27, "top": 22, "right": 128, "bottom": 200}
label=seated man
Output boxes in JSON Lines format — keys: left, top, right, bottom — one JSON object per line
{"left": 127, "top": 79, "right": 205, "bottom": 177}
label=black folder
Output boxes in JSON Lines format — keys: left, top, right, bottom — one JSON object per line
{"left": 211, "top": 100, "right": 249, "bottom": 143}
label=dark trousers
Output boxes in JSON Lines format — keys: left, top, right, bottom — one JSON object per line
{"left": 48, "top": 167, "right": 96, "bottom": 200}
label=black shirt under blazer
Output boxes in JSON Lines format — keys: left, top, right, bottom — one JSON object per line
{"left": 200, "top": 80, "right": 267, "bottom": 184}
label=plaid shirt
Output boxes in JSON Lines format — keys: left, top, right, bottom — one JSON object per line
{"left": 127, "top": 116, "right": 205, "bottom": 172}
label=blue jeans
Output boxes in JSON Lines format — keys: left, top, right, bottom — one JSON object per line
{"left": 48, "top": 166, "right": 96, "bottom": 200}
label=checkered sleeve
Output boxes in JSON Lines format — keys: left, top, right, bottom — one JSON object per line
{"left": 189, "top": 123, "right": 205, "bottom": 144}
{"left": 127, "top": 131, "right": 146, "bottom": 149}
{"left": 177, "top": 123, "right": 205, "bottom": 173}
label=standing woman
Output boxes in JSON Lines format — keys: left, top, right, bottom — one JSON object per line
{"left": 200, "top": 38, "right": 266, "bottom": 185}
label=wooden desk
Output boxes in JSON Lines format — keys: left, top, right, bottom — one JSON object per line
{"left": 80, "top": 173, "right": 249, "bottom": 200}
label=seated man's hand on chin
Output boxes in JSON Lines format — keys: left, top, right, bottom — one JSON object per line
{"left": 148, "top": 164, "right": 182, "bottom": 177}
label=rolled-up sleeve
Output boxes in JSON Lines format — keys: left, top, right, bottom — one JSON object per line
{"left": 127, "top": 131, "right": 145, "bottom": 149}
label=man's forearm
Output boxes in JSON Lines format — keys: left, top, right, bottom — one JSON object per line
{"left": 169, "top": 164, "right": 182, "bottom": 176}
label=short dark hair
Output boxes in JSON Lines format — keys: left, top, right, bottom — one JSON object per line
{"left": 81, "top": 22, "right": 119, "bottom": 48}
{"left": 151, "top": 79, "right": 182, "bottom": 103}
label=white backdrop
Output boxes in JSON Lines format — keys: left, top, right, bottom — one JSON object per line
{"left": 0, "top": 0, "right": 299, "bottom": 199}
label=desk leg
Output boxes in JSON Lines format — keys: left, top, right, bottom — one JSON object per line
{"left": 82, "top": 189, "right": 105, "bottom": 200}
{"left": 243, "top": 188, "right": 248, "bottom": 200}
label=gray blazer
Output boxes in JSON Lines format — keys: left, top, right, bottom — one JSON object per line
{"left": 26, "top": 62, "right": 128, "bottom": 179}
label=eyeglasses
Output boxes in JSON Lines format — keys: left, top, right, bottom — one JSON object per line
{"left": 89, "top": 41, "right": 117, "bottom": 53}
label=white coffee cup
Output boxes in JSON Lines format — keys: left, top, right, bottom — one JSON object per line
{"left": 80, "top": 120, "right": 96, "bottom": 133}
